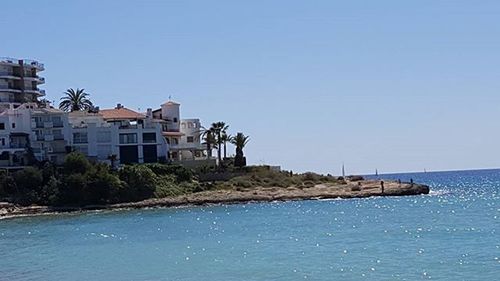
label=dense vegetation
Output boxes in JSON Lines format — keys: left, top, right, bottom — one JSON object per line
{"left": 212, "top": 166, "right": 339, "bottom": 190}
{"left": 0, "top": 153, "right": 200, "bottom": 206}
{"left": 0, "top": 153, "right": 341, "bottom": 207}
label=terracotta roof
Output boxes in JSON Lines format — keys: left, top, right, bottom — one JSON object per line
{"left": 100, "top": 107, "right": 145, "bottom": 120}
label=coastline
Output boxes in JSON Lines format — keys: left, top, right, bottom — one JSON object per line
{"left": 0, "top": 180, "right": 430, "bottom": 220}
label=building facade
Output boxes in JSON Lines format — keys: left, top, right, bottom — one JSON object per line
{"left": 152, "top": 101, "right": 206, "bottom": 162}
{"left": 69, "top": 105, "right": 168, "bottom": 165}
{"left": 0, "top": 57, "right": 45, "bottom": 112}
{"left": 0, "top": 103, "right": 71, "bottom": 167}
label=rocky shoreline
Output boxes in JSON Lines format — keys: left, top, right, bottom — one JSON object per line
{"left": 0, "top": 180, "right": 430, "bottom": 220}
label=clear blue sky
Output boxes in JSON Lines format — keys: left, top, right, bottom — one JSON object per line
{"left": 3, "top": 0, "right": 499, "bottom": 174}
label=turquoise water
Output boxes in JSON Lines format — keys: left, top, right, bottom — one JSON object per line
{"left": 1, "top": 169, "right": 499, "bottom": 280}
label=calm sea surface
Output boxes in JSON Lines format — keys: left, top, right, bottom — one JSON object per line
{"left": 0, "top": 169, "right": 499, "bottom": 280}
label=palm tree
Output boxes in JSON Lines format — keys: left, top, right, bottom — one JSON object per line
{"left": 210, "top": 122, "right": 229, "bottom": 165}
{"left": 231, "top": 132, "right": 250, "bottom": 167}
{"left": 220, "top": 132, "right": 232, "bottom": 159}
{"left": 196, "top": 127, "right": 217, "bottom": 160}
{"left": 59, "top": 88, "right": 93, "bottom": 112}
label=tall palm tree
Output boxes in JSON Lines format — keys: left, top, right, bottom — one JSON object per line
{"left": 210, "top": 122, "right": 229, "bottom": 165}
{"left": 231, "top": 132, "right": 250, "bottom": 167}
{"left": 220, "top": 132, "right": 232, "bottom": 159}
{"left": 59, "top": 88, "right": 93, "bottom": 112}
{"left": 196, "top": 127, "right": 217, "bottom": 160}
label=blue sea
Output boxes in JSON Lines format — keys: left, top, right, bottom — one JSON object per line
{"left": 1, "top": 169, "right": 499, "bottom": 280}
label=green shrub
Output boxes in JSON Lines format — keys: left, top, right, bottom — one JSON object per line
{"left": 145, "top": 163, "right": 193, "bottom": 182}
{"left": 85, "top": 164, "right": 123, "bottom": 204}
{"left": 58, "top": 173, "right": 87, "bottom": 206}
{"left": 119, "top": 165, "right": 158, "bottom": 201}
{"left": 63, "top": 152, "right": 92, "bottom": 174}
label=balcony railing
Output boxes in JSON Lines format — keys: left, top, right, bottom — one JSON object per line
{"left": 0, "top": 71, "right": 14, "bottom": 76}
{"left": 0, "top": 57, "right": 18, "bottom": 64}
{"left": 9, "top": 143, "right": 27, "bottom": 149}
{"left": 0, "top": 57, "right": 44, "bottom": 69}
{"left": 53, "top": 121, "right": 64, "bottom": 128}
{"left": 23, "top": 59, "right": 44, "bottom": 69}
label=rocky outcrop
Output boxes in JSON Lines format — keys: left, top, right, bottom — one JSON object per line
{"left": 0, "top": 180, "right": 430, "bottom": 219}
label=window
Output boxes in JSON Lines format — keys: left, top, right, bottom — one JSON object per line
{"left": 181, "top": 123, "right": 186, "bottom": 129}
{"left": 52, "top": 116, "right": 63, "bottom": 127}
{"left": 0, "top": 123, "right": 4, "bottom": 130}
{"left": 143, "top": 133, "right": 156, "bottom": 143}
{"left": 53, "top": 129, "right": 64, "bottom": 140}
{"left": 97, "top": 131, "right": 111, "bottom": 143}
{"left": 73, "top": 145, "right": 88, "bottom": 154}
{"left": 119, "top": 133, "right": 137, "bottom": 144}
{"left": 11, "top": 123, "right": 15, "bottom": 129}
{"left": 187, "top": 136, "right": 194, "bottom": 143}
{"left": 188, "top": 122, "right": 193, "bottom": 128}
{"left": 173, "top": 117, "right": 178, "bottom": 123}
{"left": 1, "top": 138, "right": 5, "bottom": 146}
{"left": 73, "top": 132, "right": 88, "bottom": 144}
{"left": 173, "top": 138, "right": 179, "bottom": 145}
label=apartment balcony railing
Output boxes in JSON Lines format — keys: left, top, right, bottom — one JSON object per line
{"left": 23, "top": 59, "right": 44, "bottom": 69}
{"left": 0, "top": 71, "right": 14, "bottom": 76}
{"left": 0, "top": 58, "right": 44, "bottom": 69}
{"left": 0, "top": 57, "right": 18, "bottom": 64}
{"left": 119, "top": 125, "right": 138, "bottom": 129}
{"left": 53, "top": 134, "right": 65, "bottom": 140}
{"left": 169, "top": 143, "right": 205, "bottom": 150}
{"left": 53, "top": 121, "right": 64, "bottom": 128}
{"left": 9, "top": 143, "right": 27, "bottom": 149}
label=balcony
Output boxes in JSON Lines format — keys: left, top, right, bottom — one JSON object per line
{"left": 24, "top": 88, "right": 46, "bottom": 96}
{"left": 169, "top": 143, "right": 206, "bottom": 150}
{"left": 0, "top": 58, "right": 44, "bottom": 70}
{"left": 53, "top": 121, "right": 64, "bottom": 128}
{"left": 9, "top": 143, "right": 27, "bottom": 149}
{"left": 22, "top": 59, "right": 45, "bottom": 70}
{"left": 0, "top": 71, "right": 20, "bottom": 80}
{"left": 23, "top": 76, "right": 45, "bottom": 84}
{"left": 0, "top": 86, "right": 22, "bottom": 93}
{"left": 0, "top": 57, "right": 18, "bottom": 65}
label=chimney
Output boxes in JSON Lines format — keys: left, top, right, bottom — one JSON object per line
{"left": 146, "top": 108, "right": 153, "bottom": 119}
{"left": 116, "top": 103, "right": 122, "bottom": 109}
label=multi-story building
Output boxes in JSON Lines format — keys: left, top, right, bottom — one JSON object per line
{"left": 0, "top": 57, "right": 45, "bottom": 112}
{"left": 152, "top": 100, "right": 206, "bottom": 162}
{"left": 69, "top": 104, "right": 168, "bottom": 165}
{"left": 0, "top": 103, "right": 71, "bottom": 167}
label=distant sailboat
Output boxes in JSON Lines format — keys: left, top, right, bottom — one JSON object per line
{"left": 375, "top": 169, "right": 379, "bottom": 177}
{"left": 424, "top": 168, "right": 427, "bottom": 173}
{"left": 342, "top": 163, "right": 345, "bottom": 177}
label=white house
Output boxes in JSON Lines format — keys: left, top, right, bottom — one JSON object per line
{"left": 0, "top": 103, "right": 71, "bottom": 167}
{"left": 152, "top": 100, "right": 207, "bottom": 162}
{"left": 69, "top": 105, "right": 168, "bottom": 165}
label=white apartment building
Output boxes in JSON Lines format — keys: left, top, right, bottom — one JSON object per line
{"left": 0, "top": 57, "right": 45, "bottom": 112}
{"left": 152, "top": 101, "right": 206, "bottom": 162}
{"left": 0, "top": 103, "right": 71, "bottom": 167}
{"left": 69, "top": 105, "right": 168, "bottom": 165}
